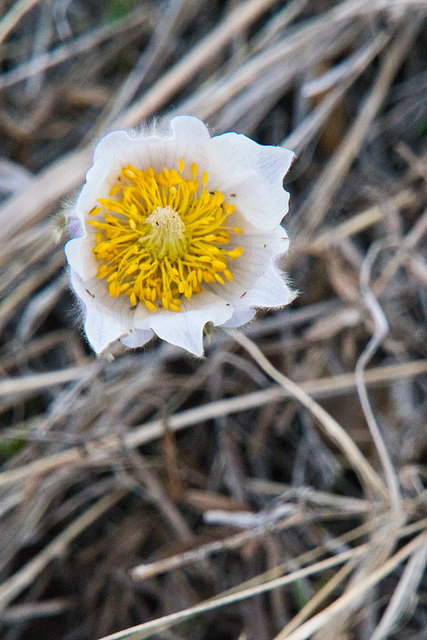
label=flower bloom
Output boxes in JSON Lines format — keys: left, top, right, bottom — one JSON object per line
{"left": 65, "top": 116, "right": 295, "bottom": 356}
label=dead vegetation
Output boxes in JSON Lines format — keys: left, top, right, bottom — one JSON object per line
{"left": 0, "top": 1, "right": 426, "bottom": 639}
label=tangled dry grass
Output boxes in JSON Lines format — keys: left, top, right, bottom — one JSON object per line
{"left": 0, "top": 1, "right": 427, "bottom": 639}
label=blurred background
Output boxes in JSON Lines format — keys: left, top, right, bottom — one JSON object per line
{"left": 0, "top": 1, "right": 426, "bottom": 639}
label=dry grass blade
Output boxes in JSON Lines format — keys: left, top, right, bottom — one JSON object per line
{"left": 1, "top": 359, "right": 426, "bottom": 489}
{"left": 356, "top": 240, "right": 404, "bottom": 514}
{"left": 0, "top": 8, "right": 154, "bottom": 90}
{"left": 375, "top": 205, "right": 427, "bottom": 292}
{"left": 0, "top": 0, "right": 43, "bottom": 43}
{"left": 311, "top": 189, "right": 417, "bottom": 249}
{"left": 131, "top": 512, "right": 305, "bottom": 581}
{"left": 370, "top": 538, "right": 427, "bottom": 640}
{"left": 299, "top": 21, "right": 420, "bottom": 235}
{"left": 274, "top": 532, "right": 427, "bottom": 640}
{"left": 98, "top": 531, "right": 427, "bottom": 640}
{"left": 227, "top": 331, "right": 387, "bottom": 498}
{"left": 117, "top": 0, "right": 282, "bottom": 128}
{"left": 284, "top": 31, "right": 390, "bottom": 152}
{"left": 0, "top": 489, "right": 127, "bottom": 613}
{"left": 0, "top": 364, "right": 90, "bottom": 396}
{"left": 0, "top": 146, "right": 91, "bottom": 242}
{"left": 273, "top": 559, "right": 358, "bottom": 639}
{"left": 98, "top": 546, "right": 368, "bottom": 640}
{"left": 313, "top": 239, "right": 409, "bottom": 639}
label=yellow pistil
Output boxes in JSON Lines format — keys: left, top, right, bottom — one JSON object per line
{"left": 88, "top": 160, "right": 242, "bottom": 312}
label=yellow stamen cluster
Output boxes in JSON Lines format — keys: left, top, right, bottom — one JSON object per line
{"left": 88, "top": 160, "right": 243, "bottom": 312}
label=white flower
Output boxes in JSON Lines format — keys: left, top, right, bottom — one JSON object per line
{"left": 65, "top": 116, "right": 295, "bottom": 356}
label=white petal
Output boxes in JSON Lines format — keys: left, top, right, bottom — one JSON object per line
{"left": 84, "top": 306, "right": 127, "bottom": 353}
{"left": 120, "top": 328, "right": 154, "bottom": 349}
{"left": 206, "top": 228, "right": 290, "bottom": 308}
{"left": 134, "top": 115, "right": 210, "bottom": 173}
{"left": 243, "top": 266, "right": 294, "bottom": 308}
{"left": 70, "top": 270, "right": 137, "bottom": 353}
{"left": 93, "top": 129, "right": 138, "bottom": 165}
{"left": 64, "top": 234, "right": 99, "bottom": 280}
{"left": 93, "top": 116, "right": 210, "bottom": 177}
{"left": 64, "top": 237, "right": 86, "bottom": 279}
{"left": 168, "top": 115, "right": 211, "bottom": 163}
{"left": 222, "top": 307, "right": 256, "bottom": 328}
{"left": 204, "top": 133, "right": 294, "bottom": 232}
{"left": 151, "top": 306, "right": 231, "bottom": 356}
{"left": 133, "top": 292, "right": 234, "bottom": 356}
{"left": 75, "top": 151, "right": 125, "bottom": 224}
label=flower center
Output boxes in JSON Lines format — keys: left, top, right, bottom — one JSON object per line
{"left": 144, "top": 205, "right": 187, "bottom": 261}
{"left": 88, "top": 160, "right": 243, "bottom": 313}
